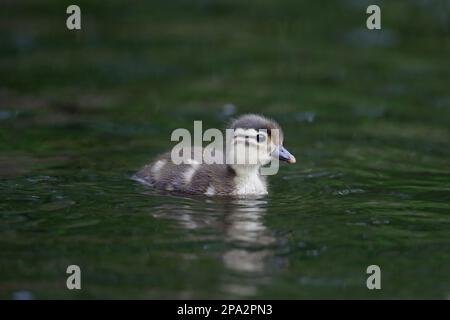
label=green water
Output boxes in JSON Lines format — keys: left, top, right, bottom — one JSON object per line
{"left": 1, "top": 0, "right": 449, "bottom": 299}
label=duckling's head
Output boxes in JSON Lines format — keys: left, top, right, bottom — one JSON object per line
{"left": 226, "top": 114, "right": 296, "bottom": 171}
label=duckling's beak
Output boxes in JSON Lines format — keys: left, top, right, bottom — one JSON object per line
{"left": 273, "top": 145, "right": 296, "bottom": 164}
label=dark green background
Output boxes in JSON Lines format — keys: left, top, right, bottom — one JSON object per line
{"left": 0, "top": 0, "right": 449, "bottom": 299}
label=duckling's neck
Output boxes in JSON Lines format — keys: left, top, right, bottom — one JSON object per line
{"left": 229, "top": 164, "right": 268, "bottom": 196}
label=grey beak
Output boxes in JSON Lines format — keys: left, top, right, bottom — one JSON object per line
{"left": 273, "top": 145, "right": 296, "bottom": 164}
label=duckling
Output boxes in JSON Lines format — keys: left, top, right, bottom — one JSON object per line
{"left": 132, "top": 114, "right": 296, "bottom": 196}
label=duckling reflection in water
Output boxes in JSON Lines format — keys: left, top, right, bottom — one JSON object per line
{"left": 147, "top": 196, "right": 287, "bottom": 297}
{"left": 133, "top": 114, "right": 296, "bottom": 196}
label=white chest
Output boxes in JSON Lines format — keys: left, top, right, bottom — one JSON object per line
{"left": 233, "top": 172, "right": 267, "bottom": 196}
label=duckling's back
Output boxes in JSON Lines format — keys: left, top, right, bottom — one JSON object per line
{"left": 132, "top": 152, "right": 236, "bottom": 195}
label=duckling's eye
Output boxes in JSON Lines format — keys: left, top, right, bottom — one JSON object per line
{"left": 256, "top": 134, "right": 266, "bottom": 143}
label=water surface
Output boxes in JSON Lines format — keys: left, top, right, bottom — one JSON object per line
{"left": 1, "top": 0, "right": 449, "bottom": 299}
